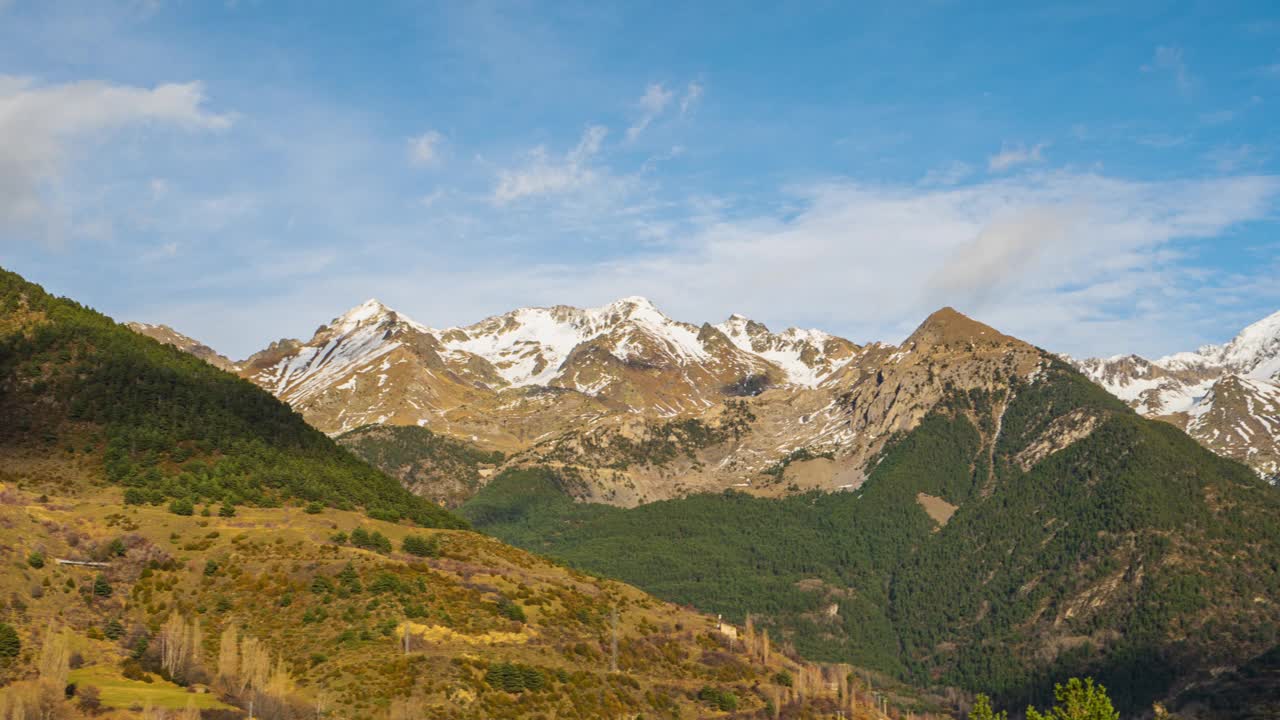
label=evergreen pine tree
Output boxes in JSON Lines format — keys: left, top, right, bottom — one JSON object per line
{"left": 1026, "top": 678, "right": 1119, "bottom": 720}
{"left": 0, "top": 623, "right": 20, "bottom": 658}
{"left": 969, "top": 694, "right": 1008, "bottom": 720}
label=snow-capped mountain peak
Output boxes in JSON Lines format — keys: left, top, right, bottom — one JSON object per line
{"left": 1219, "top": 309, "right": 1280, "bottom": 380}
{"left": 437, "top": 297, "right": 711, "bottom": 389}
{"left": 713, "top": 313, "right": 858, "bottom": 387}
{"left": 1153, "top": 309, "right": 1280, "bottom": 381}
{"left": 337, "top": 298, "right": 392, "bottom": 325}
{"left": 599, "top": 295, "right": 664, "bottom": 319}
{"left": 327, "top": 298, "right": 432, "bottom": 335}
{"left": 226, "top": 296, "right": 872, "bottom": 436}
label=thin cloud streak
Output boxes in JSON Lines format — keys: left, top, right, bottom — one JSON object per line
{"left": 170, "top": 171, "right": 1280, "bottom": 361}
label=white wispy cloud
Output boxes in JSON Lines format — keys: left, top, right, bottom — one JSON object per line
{"left": 680, "top": 81, "right": 703, "bottom": 115}
{"left": 407, "top": 130, "right": 444, "bottom": 165}
{"left": 626, "top": 83, "right": 675, "bottom": 142}
{"left": 149, "top": 178, "right": 170, "bottom": 201}
{"left": 449, "top": 171, "right": 1280, "bottom": 358}
{"left": 1205, "top": 144, "right": 1265, "bottom": 173}
{"left": 1200, "top": 109, "right": 1236, "bottom": 125}
{"left": 640, "top": 144, "right": 685, "bottom": 173}
{"left": 1142, "top": 45, "right": 1194, "bottom": 94}
{"left": 920, "top": 161, "right": 973, "bottom": 186}
{"left": 987, "top": 142, "right": 1048, "bottom": 172}
{"left": 1136, "top": 134, "right": 1189, "bottom": 148}
{"left": 493, "top": 125, "right": 609, "bottom": 203}
{"left": 148, "top": 170, "right": 1280, "bottom": 361}
{"left": 0, "top": 76, "right": 233, "bottom": 244}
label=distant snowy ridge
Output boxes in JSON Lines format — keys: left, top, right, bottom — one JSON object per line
{"left": 229, "top": 295, "right": 865, "bottom": 438}
{"left": 1069, "top": 308, "right": 1280, "bottom": 478}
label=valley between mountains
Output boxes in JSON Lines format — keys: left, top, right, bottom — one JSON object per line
{"left": 117, "top": 287, "right": 1280, "bottom": 717}
{"left": 0, "top": 267, "right": 921, "bottom": 720}
{"left": 0, "top": 265, "right": 1274, "bottom": 719}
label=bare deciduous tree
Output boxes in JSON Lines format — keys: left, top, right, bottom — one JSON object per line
{"left": 38, "top": 623, "right": 70, "bottom": 688}
{"left": 238, "top": 637, "right": 271, "bottom": 695}
{"left": 159, "top": 614, "right": 191, "bottom": 680}
{"left": 217, "top": 623, "right": 239, "bottom": 688}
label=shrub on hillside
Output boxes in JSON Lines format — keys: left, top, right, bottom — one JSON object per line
{"left": 486, "top": 662, "right": 546, "bottom": 693}
{"left": 350, "top": 527, "right": 392, "bottom": 553}
{"left": 401, "top": 534, "right": 439, "bottom": 557}
{"left": 496, "top": 597, "right": 526, "bottom": 623}
{"left": 77, "top": 685, "right": 102, "bottom": 714}
{"left": 0, "top": 623, "right": 20, "bottom": 659}
{"left": 1026, "top": 678, "right": 1119, "bottom": 720}
{"left": 697, "top": 686, "right": 738, "bottom": 711}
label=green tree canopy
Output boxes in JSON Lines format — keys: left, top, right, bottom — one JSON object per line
{"left": 0, "top": 623, "right": 20, "bottom": 658}
{"left": 1026, "top": 678, "right": 1120, "bottom": 720}
{"left": 969, "top": 694, "right": 1008, "bottom": 720}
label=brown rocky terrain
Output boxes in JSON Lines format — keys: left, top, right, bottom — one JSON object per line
{"left": 126, "top": 322, "right": 240, "bottom": 372}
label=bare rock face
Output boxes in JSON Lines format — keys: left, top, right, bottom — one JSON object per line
{"left": 1070, "top": 310, "right": 1280, "bottom": 479}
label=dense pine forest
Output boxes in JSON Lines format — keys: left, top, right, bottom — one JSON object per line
{"left": 336, "top": 425, "right": 505, "bottom": 508}
{"left": 462, "top": 363, "right": 1280, "bottom": 712}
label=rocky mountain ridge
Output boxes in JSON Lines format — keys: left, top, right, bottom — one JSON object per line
{"left": 130, "top": 298, "right": 1280, "bottom": 501}
{"left": 127, "top": 300, "right": 1045, "bottom": 506}
{"left": 126, "top": 321, "right": 241, "bottom": 372}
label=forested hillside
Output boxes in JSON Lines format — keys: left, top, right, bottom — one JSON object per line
{"left": 462, "top": 361, "right": 1280, "bottom": 713}
{"left": 0, "top": 267, "right": 462, "bottom": 527}
{"left": 336, "top": 425, "right": 504, "bottom": 508}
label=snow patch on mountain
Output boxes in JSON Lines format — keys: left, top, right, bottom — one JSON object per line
{"left": 715, "top": 314, "right": 854, "bottom": 387}
{"left": 437, "top": 297, "right": 712, "bottom": 388}
{"left": 1155, "top": 309, "right": 1280, "bottom": 380}
{"left": 249, "top": 299, "right": 416, "bottom": 403}
{"left": 1074, "top": 309, "right": 1280, "bottom": 477}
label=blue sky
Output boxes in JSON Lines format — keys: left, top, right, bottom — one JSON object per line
{"left": 1, "top": 0, "right": 1278, "bottom": 359}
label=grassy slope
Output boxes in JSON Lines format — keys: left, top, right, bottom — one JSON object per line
{"left": 67, "top": 665, "right": 235, "bottom": 711}
{"left": 461, "top": 363, "right": 1280, "bottom": 713}
{"left": 0, "top": 486, "right": 853, "bottom": 719}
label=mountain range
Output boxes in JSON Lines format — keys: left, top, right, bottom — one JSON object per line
{"left": 131, "top": 297, "right": 1280, "bottom": 506}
